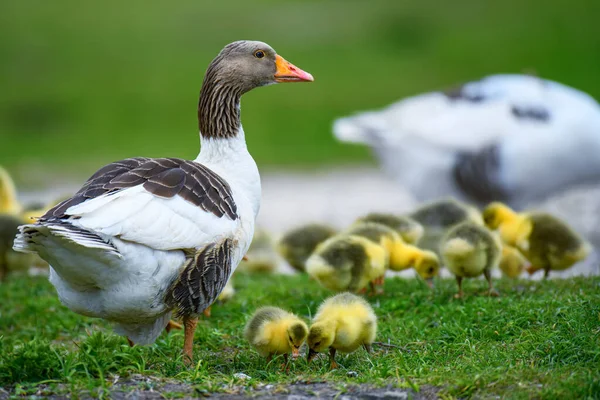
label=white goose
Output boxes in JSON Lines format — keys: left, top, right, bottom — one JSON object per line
{"left": 13, "top": 40, "right": 313, "bottom": 362}
{"left": 333, "top": 74, "right": 600, "bottom": 207}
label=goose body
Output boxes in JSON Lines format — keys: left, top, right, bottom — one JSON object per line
{"left": 13, "top": 41, "right": 313, "bottom": 361}
{"left": 333, "top": 74, "right": 600, "bottom": 206}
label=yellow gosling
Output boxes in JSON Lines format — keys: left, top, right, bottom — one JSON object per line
{"left": 277, "top": 224, "right": 336, "bottom": 272}
{"left": 305, "top": 235, "right": 387, "bottom": 293}
{"left": 499, "top": 244, "right": 529, "bottom": 278}
{"left": 409, "top": 198, "right": 484, "bottom": 256}
{"left": 483, "top": 202, "right": 591, "bottom": 278}
{"left": 441, "top": 221, "right": 502, "bottom": 298}
{"left": 354, "top": 213, "right": 424, "bottom": 244}
{"left": 0, "top": 166, "right": 21, "bottom": 215}
{"left": 307, "top": 292, "right": 377, "bottom": 370}
{"left": 244, "top": 306, "right": 308, "bottom": 365}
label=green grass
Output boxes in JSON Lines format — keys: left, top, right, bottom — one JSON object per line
{"left": 1, "top": 273, "right": 598, "bottom": 398}
{"left": 1, "top": 0, "right": 600, "bottom": 183}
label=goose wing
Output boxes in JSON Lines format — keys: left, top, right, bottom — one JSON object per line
{"left": 39, "top": 157, "right": 238, "bottom": 251}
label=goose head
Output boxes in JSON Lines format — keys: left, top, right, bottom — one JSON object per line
{"left": 203, "top": 40, "right": 313, "bottom": 94}
{"left": 198, "top": 41, "right": 313, "bottom": 139}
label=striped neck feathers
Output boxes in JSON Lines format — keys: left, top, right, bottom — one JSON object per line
{"left": 197, "top": 61, "right": 244, "bottom": 140}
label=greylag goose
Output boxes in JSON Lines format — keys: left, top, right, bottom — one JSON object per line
{"left": 13, "top": 40, "right": 313, "bottom": 363}
{"left": 333, "top": 74, "right": 600, "bottom": 207}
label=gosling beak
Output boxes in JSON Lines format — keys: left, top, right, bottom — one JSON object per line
{"left": 307, "top": 348, "right": 318, "bottom": 363}
{"left": 274, "top": 55, "right": 314, "bottom": 83}
{"left": 426, "top": 278, "right": 435, "bottom": 289}
{"left": 291, "top": 346, "right": 300, "bottom": 359}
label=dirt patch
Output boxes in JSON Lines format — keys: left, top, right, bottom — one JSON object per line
{"left": 1, "top": 377, "right": 442, "bottom": 399}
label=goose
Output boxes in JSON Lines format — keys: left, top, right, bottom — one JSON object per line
{"left": 333, "top": 74, "right": 600, "bottom": 208}
{"left": 13, "top": 40, "right": 313, "bottom": 363}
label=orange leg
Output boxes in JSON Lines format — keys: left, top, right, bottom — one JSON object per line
{"left": 484, "top": 268, "right": 499, "bottom": 297}
{"left": 280, "top": 353, "right": 290, "bottom": 372}
{"left": 165, "top": 320, "right": 183, "bottom": 333}
{"left": 182, "top": 316, "right": 198, "bottom": 366}
{"left": 526, "top": 265, "right": 542, "bottom": 275}
{"left": 329, "top": 347, "right": 338, "bottom": 370}
{"left": 203, "top": 306, "right": 212, "bottom": 318}
{"left": 127, "top": 337, "right": 135, "bottom": 347}
{"left": 454, "top": 276, "right": 464, "bottom": 299}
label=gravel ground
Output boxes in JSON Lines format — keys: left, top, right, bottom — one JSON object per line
{"left": 19, "top": 166, "right": 600, "bottom": 278}
{"left": 0, "top": 375, "right": 440, "bottom": 400}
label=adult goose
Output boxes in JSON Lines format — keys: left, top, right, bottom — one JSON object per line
{"left": 13, "top": 40, "right": 313, "bottom": 363}
{"left": 333, "top": 74, "right": 600, "bottom": 208}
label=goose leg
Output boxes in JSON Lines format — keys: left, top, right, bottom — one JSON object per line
{"left": 182, "top": 316, "right": 198, "bottom": 365}
{"left": 526, "top": 265, "right": 541, "bottom": 275}
{"left": 328, "top": 347, "right": 338, "bottom": 370}
{"left": 127, "top": 337, "right": 135, "bottom": 347}
{"left": 368, "top": 281, "right": 377, "bottom": 296}
{"left": 0, "top": 254, "right": 8, "bottom": 281}
{"left": 454, "top": 276, "right": 463, "bottom": 299}
{"left": 165, "top": 320, "right": 182, "bottom": 333}
{"left": 543, "top": 268, "right": 550, "bottom": 280}
{"left": 281, "top": 353, "right": 290, "bottom": 372}
{"left": 484, "top": 268, "right": 499, "bottom": 297}
{"left": 363, "top": 343, "right": 372, "bottom": 354}
{"left": 203, "top": 306, "right": 212, "bottom": 318}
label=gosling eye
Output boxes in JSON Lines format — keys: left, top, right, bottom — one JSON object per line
{"left": 428, "top": 267, "right": 435, "bottom": 274}
{"left": 254, "top": 50, "right": 265, "bottom": 59}
{"left": 314, "top": 341, "right": 321, "bottom": 347}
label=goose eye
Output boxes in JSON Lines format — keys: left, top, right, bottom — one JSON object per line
{"left": 254, "top": 50, "right": 265, "bottom": 59}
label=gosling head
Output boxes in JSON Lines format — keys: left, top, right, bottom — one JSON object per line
{"left": 413, "top": 250, "right": 440, "bottom": 288}
{"left": 306, "top": 322, "right": 336, "bottom": 362}
{"left": 482, "top": 202, "right": 512, "bottom": 230}
{"left": 286, "top": 321, "right": 309, "bottom": 359}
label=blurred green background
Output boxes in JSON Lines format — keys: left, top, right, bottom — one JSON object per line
{"left": 1, "top": 0, "right": 599, "bottom": 184}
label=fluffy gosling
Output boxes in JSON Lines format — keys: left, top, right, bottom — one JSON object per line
{"left": 499, "top": 244, "right": 529, "bottom": 278}
{"left": 244, "top": 306, "right": 308, "bottom": 365}
{"left": 409, "top": 198, "right": 483, "bottom": 256}
{"left": 237, "top": 229, "right": 279, "bottom": 273}
{"left": 307, "top": 292, "right": 377, "bottom": 370}
{"left": 277, "top": 224, "right": 336, "bottom": 272}
{"left": 305, "top": 235, "right": 387, "bottom": 293}
{"left": 441, "top": 221, "right": 502, "bottom": 298}
{"left": 483, "top": 202, "right": 591, "bottom": 278}
{"left": 354, "top": 213, "right": 424, "bottom": 244}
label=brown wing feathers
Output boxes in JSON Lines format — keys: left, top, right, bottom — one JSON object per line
{"left": 43, "top": 157, "right": 238, "bottom": 220}
{"left": 166, "top": 238, "right": 234, "bottom": 317}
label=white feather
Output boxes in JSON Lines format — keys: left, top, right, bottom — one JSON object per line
{"left": 14, "top": 127, "right": 260, "bottom": 345}
{"left": 333, "top": 74, "right": 600, "bottom": 204}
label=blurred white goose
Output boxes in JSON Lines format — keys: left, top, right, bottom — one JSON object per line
{"left": 333, "top": 74, "right": 600, "bottom": 207}
{"left": 13, "top": 41, "right": 313, "bottom": 362}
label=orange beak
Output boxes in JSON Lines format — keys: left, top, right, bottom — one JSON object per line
{"left": 291, "top": 346, "right": 300, "bottom": 359}
{"left": 274, "top": 55, "right": 314, "bottom": 83}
